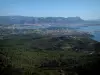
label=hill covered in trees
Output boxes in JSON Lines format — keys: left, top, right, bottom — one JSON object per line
{"left": 0, "top": 26, "right": 100, "bottom": 75}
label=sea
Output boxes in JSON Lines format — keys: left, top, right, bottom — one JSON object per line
{"left": 76, "top": 25, "right": 100, "bottom": 42}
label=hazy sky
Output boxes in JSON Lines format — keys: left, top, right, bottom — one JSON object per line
{"left": 0, "top": 0, "right": 100, "bottom": 20}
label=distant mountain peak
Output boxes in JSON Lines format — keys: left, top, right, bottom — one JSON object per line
{"left": 0, "top": 16, "right": 84, "bottom": 25}
{"left": 67, "top": 16, "right": 83, "bottom": 20}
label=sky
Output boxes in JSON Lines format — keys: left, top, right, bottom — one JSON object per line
{"left": 0, "top": 0, "right": 100, "bottom": 20}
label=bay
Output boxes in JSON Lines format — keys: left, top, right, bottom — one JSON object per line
{"left": 76, "top": 25, "right": 100, "bottom": 42}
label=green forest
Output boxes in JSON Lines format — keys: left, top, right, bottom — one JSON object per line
{"left": 0, "top": 32, "right": 100, "bottom": 75}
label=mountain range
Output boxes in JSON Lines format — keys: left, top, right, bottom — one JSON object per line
{"left": 0, "top": 16, "right": 100, "bottom": 26}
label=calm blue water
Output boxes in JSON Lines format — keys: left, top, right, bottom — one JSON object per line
{"left": 77, "top": 26, "right": 100, "bottom": 42}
